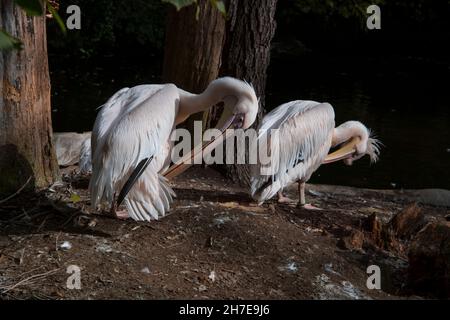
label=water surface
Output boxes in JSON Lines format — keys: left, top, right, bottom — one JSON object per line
{"left": 50, "top": 53, "right": 450, "bottom": 190}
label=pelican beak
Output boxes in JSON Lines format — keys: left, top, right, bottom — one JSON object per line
{"left": 163, "top": 114, "right": 241, "bottom": 179}
{"left": 323, "top": 137, "right": 360, "bottom": 164}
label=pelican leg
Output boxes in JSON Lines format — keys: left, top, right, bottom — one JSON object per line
{"left": 277, "top": 190, "right": 296, "bottom": 204}
{"left": 298, "top": 182, "right": 322, "bottom": 210}
{"left": 110, "top": 195, "right": 130, "bottom": 220}
{"left": 299, "top": 182, "right": 306, "bottom": 206}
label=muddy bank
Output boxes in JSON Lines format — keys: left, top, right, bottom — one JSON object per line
{"left": 310, "top": 184, "right": 450, "bottom": 208}
{"left": 0, "top": 167, "right": 449, "bottom": 299}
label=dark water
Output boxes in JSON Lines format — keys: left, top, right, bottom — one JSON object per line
{"left": 50, "top": 53, "right": 450, "bottom": 190}
{"left": 266, "top": 54, "right": 450, "bottom": 190}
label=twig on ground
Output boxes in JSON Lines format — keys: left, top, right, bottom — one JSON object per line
{"left": 0, "top": 268, "right": 59, "bottom": 294}
{"left": 18, "top": 266, "right": 45, "bottom": 278}
{"left": 61, "top": 210, "right": 81, "bottom": 227}
{"left": 37, "top": 215, "right": 49, "bottom": 232}
{"left": 0, "top": 176, "right": 32, "bottom": 205}
{"left": 19, "top": 248, "right": 25, "bottom": 265}
{"left": 54, "top": 232, "right": 62, "bottom": 262}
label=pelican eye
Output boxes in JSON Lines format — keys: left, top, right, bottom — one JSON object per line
{"left": 233, "top": 114, "right": 245, "bottom": 128}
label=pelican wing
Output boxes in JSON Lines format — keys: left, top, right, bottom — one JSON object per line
{"left": 251, "top": 100, "right": 335, "bottom": 202}
{"left": 90, "top": 84, "right": 178, "bottom": 221}
{"left": 91, "top": 87, "right": 129, "bottom": 156}
{"left": 91, "top": 85, "right": 165, "bottom": 155}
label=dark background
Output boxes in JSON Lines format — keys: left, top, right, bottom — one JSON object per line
{"left": 46, "top": 0, "right": 450, "bottom": 190}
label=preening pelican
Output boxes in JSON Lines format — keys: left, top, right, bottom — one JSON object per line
{"left": 250, "top": 100, "right": 380, "bottom": 209}
{"left": 90, "top": 77, "right": 258, "bottom": 221}
{"left": 54, "top": 131, "right": 92, "bottom": 173}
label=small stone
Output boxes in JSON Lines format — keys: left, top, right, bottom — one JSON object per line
{"left": 278, "top": 261, "right": 298, "bottom": 273}
{"left": 59, "top": 241, "right": 72, "bottom": 250}
{"left": 88, "top": 219, "right": 97, "bottom": 228}
{"left": 141, "top": 267, "right": 151, "bottom": 274}
{"left": 95, "top": 243, "right": 113, "bottom": 253}
{"left": 208, "top": 271, "right": 216, "bottom": 282}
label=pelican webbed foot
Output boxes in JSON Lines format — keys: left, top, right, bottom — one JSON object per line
{"left": 110, "top": 200, "right": 130, "bottom": 220}
{"left": 114, "top": 209, "right": 129, "bottom": 220}
{"left": 298, "top": 203, "right": 323, "bottom": 211}
{"left": 277, "top": 191, "right": 297, "bottom": 204}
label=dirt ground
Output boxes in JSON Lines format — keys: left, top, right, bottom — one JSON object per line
{"left": 0, "top": 167, "right": 449, "bottom": 300}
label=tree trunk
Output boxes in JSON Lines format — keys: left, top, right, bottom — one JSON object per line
{"left": 162, "top": 0, "right": 278, "bottom": 186}
{"left": 220, "top": 0, "right": 277, "bottom": 113}
{"left": 162, "top": 0, "right": 227, "bottom": 136}
{"left": 215, "top": 0, "right": 278, "bottom": 186}
{"left": 163, "top": 0, "right": 226, "bottom": 93}
{"left": 0, "top": 0, "right": 59, "bottom": 195}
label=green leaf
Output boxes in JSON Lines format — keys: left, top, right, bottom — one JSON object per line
{"left": 14, "top": 0, "right": 44, "bottom": 16}
{"left": 211, "top": 0, "right": 226, "bottom": 17}
{"left": 46, "top": 0, "right": 67, "bottom": 34}
{"left": 162, "top": 0, "right": 196, "bottom": 11}
{"left": 69, "top": 193, "right": 81, "bottom": 203}
{"left": 0, "top": 29, "right": 22, "bottom": 51}
{"left": 195, "top": 5, "right": 200, "bottom": 20}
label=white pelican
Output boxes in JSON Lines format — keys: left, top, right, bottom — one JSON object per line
{"left": 89, "top": 77, "right": 258, "bottom": 221}
{"left": 79, "top": 136, "right": 92, "bottom": 174}
{"left": 250, "top": 100, "right": 381, "bottom": 209}
{"left": 53, "top": 132, "right": 92, "bottom": 173}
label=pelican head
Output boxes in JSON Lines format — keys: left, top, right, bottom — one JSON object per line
{"left": 212, "top": 77, "right": 259, "bottom": 130}
{"left": 343, "top": 131, "right": 381, "bottom": 166}
{"left": 164, "top": 77, "right": 259, "bottom": 179}
{"left": 324, "top": 121, "right": 381, "bottom": 165}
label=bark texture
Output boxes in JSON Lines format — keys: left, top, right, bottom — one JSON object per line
{"left": 162, "top": 0, "right": 278, "bottom": 186}
{"left": 217, "top": 0, "right": 278, "bottom": 186}
{"left": 220, "top": 0, "right": 277, "bottom": 113}
{"left": 162, "top": 0, "right": 227, "bottom": 136}
{"left": 162, "top": 0, "right": 226, "bottom": 93}
{"left": 0, "top": 0, "right": 59, "bottom": 195}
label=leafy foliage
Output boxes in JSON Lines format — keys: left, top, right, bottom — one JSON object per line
{"left": 4, "top": 0, "right": 227, "bottom": 52}
{"left": 163, "top": 0, "right": 226, "bottom": 16}
{"left": 290, "top": 0, "right": 385, "bottom": 23}
{"left": 1, "top": 0, "right": 65, "bottom": 51}
{"left": 13, "top": 0, "right": 44, "bottom": 16}
{"left": 47, "top": 1, "right": 67, "bottom": 34}
{"left": 211, "top": 0, "right": 226, "bottom": 16}
{"left": 0, "top": 30, "right": 22, "bottom": 51}
{"left": 69, "top": 193, "right": 81, "bottom": 203}
{"left": 162, "top": 0, "right": 196, "bottom": 11}
{"left": 47, "top": 0, "right": 166, "bottom": 57}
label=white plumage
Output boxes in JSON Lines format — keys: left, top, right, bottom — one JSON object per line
{"left": 251, "top": 100, "right": 380, "bottom": 208}
{"left": 89, "top": 84, "right": 177, "bottom": 221}
{"left": 89, "top": 77, "right": 259, "bottom": 221}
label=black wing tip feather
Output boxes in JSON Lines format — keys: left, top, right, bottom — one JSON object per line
{"left": 117, "top": 156, "right": 154, "bottom": 207}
